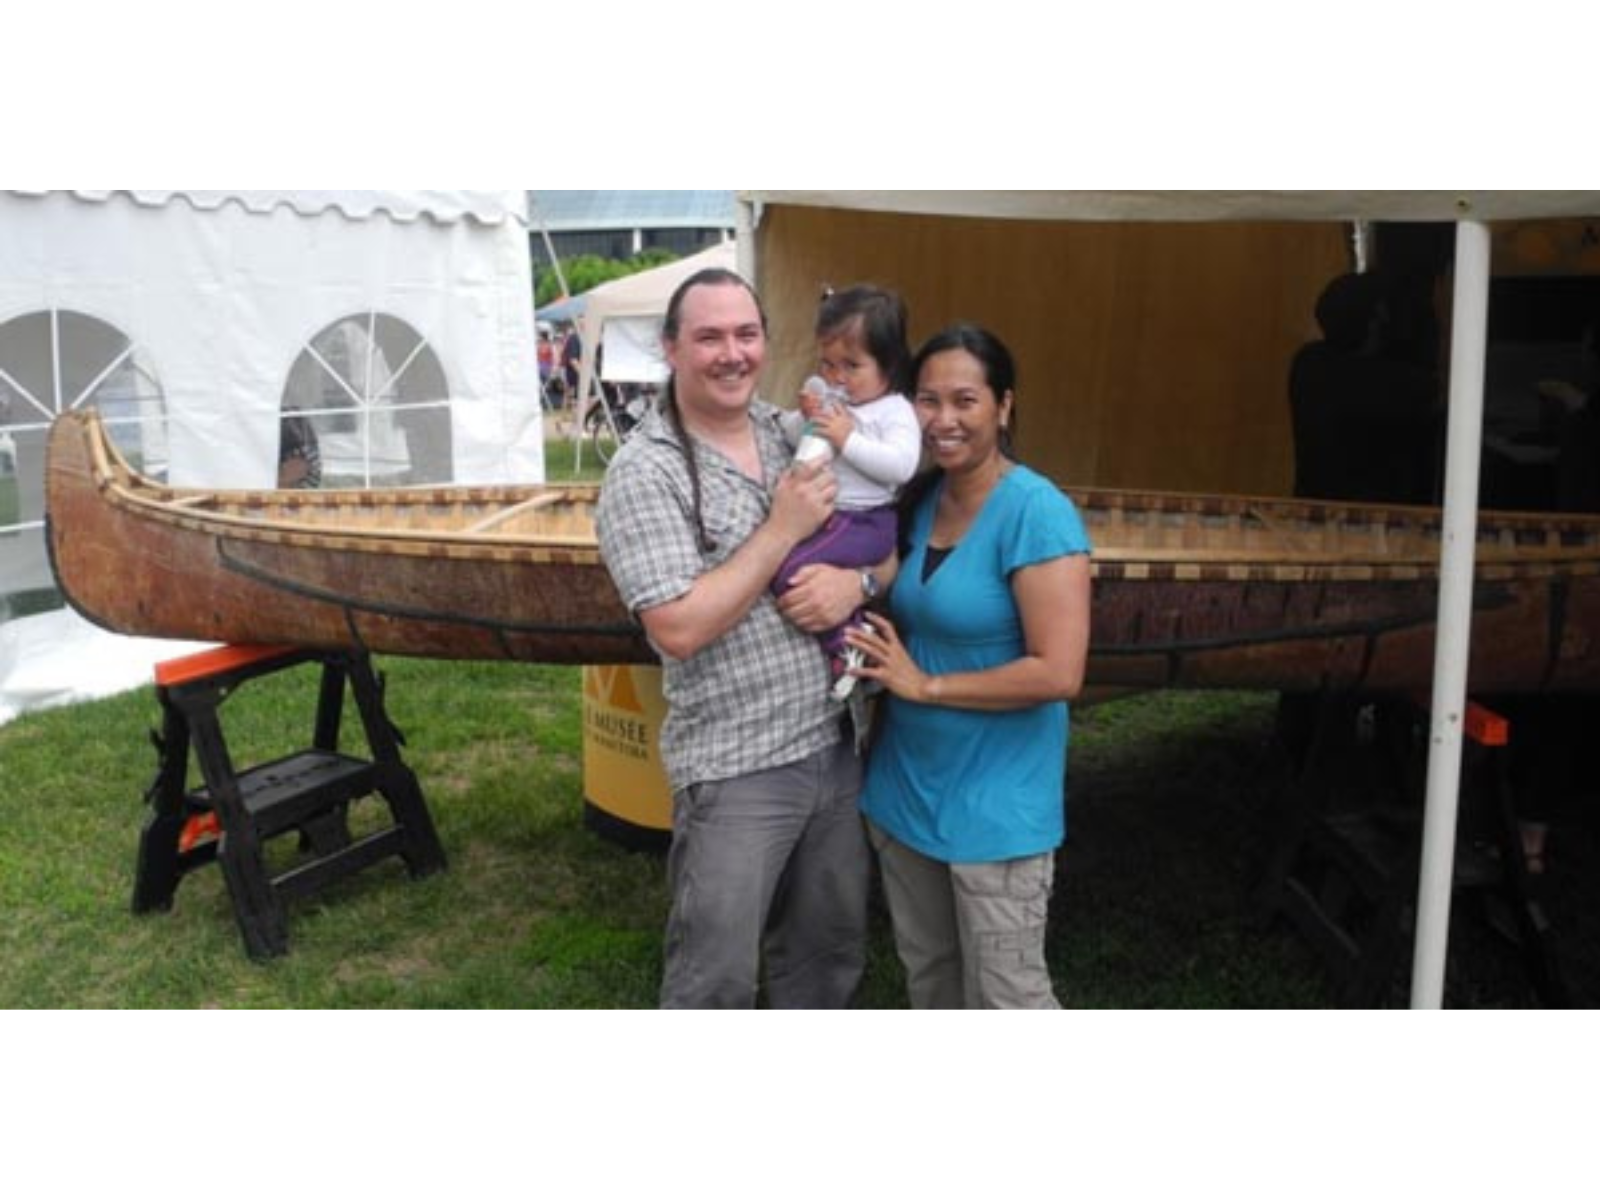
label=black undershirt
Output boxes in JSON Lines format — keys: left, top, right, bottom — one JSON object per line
{"left": 922, "top": 544, "right": 954, "bottom": 582}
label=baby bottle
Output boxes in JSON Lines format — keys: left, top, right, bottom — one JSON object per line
{"left": 795, "top": 375, "right": 844, "bottom": 465}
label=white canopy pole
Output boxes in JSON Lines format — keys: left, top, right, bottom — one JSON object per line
{"left": 1410, "top": 220, "right": 1492, "bottom": 1009}
{"left": 736, "top": 197, "right": 759, "bottom": 283}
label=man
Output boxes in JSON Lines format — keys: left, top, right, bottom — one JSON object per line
{"left": 536, "top": 329, "right": 557, "bottom": 409}
{"left": 559, "top": 326, "right": 583, "bottom": 403}
{"left": 596, "top": 269, "right": 876, "bottom": 1008}
{"left": 1288, "top": 271, "right": 1438, "bottom": 505}
{"left": 277, "top": 408, "right": 322, "bottom": 489}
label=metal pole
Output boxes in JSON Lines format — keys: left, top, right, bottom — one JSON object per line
{"left": 1410, "top": 219, "right": 1492, "bottom": 1008}
{"left": 529, "top": 200, "right": 570, "bottom": 301}
{"left": 735, "top": 197, "right": 758, "bottom": 284}
{"left": 572, "top": 351, "right": 586, "bottom": 478}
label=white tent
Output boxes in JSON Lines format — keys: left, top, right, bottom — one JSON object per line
{"left": 573, "top": 240, "right": 738, "bottom": 423}
{"left": 0, "top": 189, "right": 544, "bottom": 724}
{"left": 740, "top": 190, "right": 1600, "bottom": 1009}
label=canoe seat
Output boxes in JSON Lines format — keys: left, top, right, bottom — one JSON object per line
{"left": 132, "top": 646, "right": 447, "bottom": 959}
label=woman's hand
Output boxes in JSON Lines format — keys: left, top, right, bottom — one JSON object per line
{"left": 776, "top": 562, "right": 861, "bottom": 633}
{"left": 844, "top": 612, "right": 936, "bottom": 704}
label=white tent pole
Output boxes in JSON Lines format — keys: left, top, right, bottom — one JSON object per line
{"left": 1410, "top": 219, "right": 1492, "bottom": 1009}
{"left": 736, "top": 198, "right": 758, "bottom": 283}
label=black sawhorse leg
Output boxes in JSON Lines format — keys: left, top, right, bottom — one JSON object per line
{"left": 1476, "top": 727, "right": 1568, "bottom": 1007}
{"left": 339, "top": 653, "right": 447, "bottom": 880}
{"left": 1261, "top": 693, "right": 1569, "bottom": 1006}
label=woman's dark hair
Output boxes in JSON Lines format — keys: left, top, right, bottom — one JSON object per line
{"left": 897, "top": 321, "right": 1020, "bottom": 556}
{"left": 659, "top": 267, "right": 766, "bottom": 555}
{"left": 910, "top": 320, "right": 1018, "bottom": 452}
{"left": 816, "top": 284, "right": 913, "bottom": 396}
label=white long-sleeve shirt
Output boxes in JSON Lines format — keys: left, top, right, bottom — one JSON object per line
{"left": 782, "top": 391, "right": 922, "bottom": 511}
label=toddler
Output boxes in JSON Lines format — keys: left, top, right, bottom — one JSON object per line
{"left": 775, "top": 285, "right": 922, "bottom": 700}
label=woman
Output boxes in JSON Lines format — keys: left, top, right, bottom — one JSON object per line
{"left": 843, "top": 322, "right": 1092, "bottom": 1009}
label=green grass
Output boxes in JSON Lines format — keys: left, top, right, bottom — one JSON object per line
{"left": 0, "top": 659, "right": 654, "bottom": 1007}
{"left": 0, "top": 657, "right": 1340, "bottom": 1008}
{"left": 541, "top": 427, "right": 609, "bottom": 483}
{"left": 1055, "top": 691, "right": 1326, "bottom": 1007}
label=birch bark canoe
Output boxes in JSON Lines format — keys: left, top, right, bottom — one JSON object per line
{"left": 46, "top": 409, "right": 1600, "bottom": 692}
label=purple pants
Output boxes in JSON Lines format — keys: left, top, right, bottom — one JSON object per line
{"left": 773, "top": 506, "right": 897, "bottom": 656}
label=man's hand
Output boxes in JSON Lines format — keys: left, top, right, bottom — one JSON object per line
{"left": 770, "top": 457, "right": 836, "bottom": 545}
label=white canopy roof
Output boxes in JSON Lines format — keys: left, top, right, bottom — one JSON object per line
{"left": 8, "top": 190, "right": 525, "bottom": 226}
{"left": 742, "top": 190, "right": 1600, "bottom": 223}
{"left": 575, "top": 241, "right": 739, "bottom": 406}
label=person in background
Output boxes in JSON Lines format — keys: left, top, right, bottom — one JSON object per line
{"left": 1497, "top": 316, "right": 1600, "bottom": 876}
{"left": 560, "top": 325, "right": 583, "bottom": 407}
{"left": 596, "top": 268, "right": 881, "bottom": 1009}
{"left": 277, "top": 409, "right": 322, "bottom": 489}
{"left": 536, "top": 328, "right": 557, "bottom": 408}
{"left": 1288, "top": 271, "right": 1438, "bottom": 505}
{"left": 1539, "top": 315, "right": 1600, "bottom": 513}
{"left": 843, "top": 322, "right": 1092, "bottom": 1008}
{"left": 1280, "top": 272, "right": 1439, "bottom": 774}
{"left": 774, "top": 285, "right": 922, "bottom": 700}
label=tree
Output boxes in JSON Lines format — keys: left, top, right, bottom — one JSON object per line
{"left": 534, "top": 250, "right": 679, "bottom": 307}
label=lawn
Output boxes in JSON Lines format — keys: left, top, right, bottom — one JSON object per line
{"left": 541, "top": 422, "right": 609, "bottom": 483}
{"left": 0, "top": 658, "right": 1362, "bottom": 1009}
{"left": 5, "top": 649, "right": 1592, "bottom": 1008}
{"left": 0, "top": 649, "right": 1324, "bottom": 1004}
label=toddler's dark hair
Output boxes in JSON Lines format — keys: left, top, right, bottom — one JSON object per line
{"left": 817, "top": 285, "right": 912, "bottom": 396}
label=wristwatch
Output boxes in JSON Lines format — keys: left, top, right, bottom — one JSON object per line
{"left": 860, "top": 570, "right": 881, "bottom": 601}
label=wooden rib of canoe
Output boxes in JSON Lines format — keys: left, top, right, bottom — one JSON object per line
{"left": 46, "top": 408, "right": 1600, "bottom": 693}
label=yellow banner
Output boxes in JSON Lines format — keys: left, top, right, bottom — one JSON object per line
{"left": 581, "top": 664, "right": 671, "bottom": 832}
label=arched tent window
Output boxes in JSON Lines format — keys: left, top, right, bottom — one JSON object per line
{"left": 0, "top": 310, "right": 166, "bottom": 619}
{"left": 282, "top": 313, "right": 452, "bottom": 488}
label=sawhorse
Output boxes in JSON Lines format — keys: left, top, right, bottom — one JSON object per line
{"left": 1262, "top": 694, "right": 1568, "bottom": 1006}
{"left": 132, "top": 644, "right": 447, "bottom": 959}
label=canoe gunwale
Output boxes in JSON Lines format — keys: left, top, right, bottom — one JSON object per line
{"left": 65, "top": 409, "right": 1600, "bottom": 578}
{"left": 80, "top": 413, "right": 606, "bottom": 561}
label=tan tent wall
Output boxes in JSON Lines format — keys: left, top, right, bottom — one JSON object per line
{"left": 753, "top": 204, "right": 1348, "bottom": 495}
{"left": 1493, "top": 218, "right": 1600, "bottom": 274}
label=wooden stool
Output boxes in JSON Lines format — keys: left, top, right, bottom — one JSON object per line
{"left": 132, "top": 644, "right": 446, "bottom": 959}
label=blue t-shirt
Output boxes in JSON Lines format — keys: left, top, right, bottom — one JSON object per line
{"left": 859, "top": 465, "right": 1091, "bottom": 862}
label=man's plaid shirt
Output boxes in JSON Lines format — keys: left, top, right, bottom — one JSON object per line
{"left": 596, "top": 399, "right": 840, "bottom": 793}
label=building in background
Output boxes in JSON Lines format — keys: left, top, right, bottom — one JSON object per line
{"left": 526, "top": 191, "right": 734, "bottom": 269}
